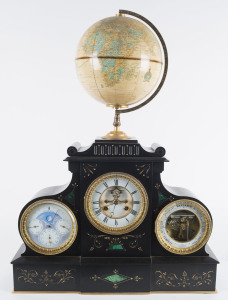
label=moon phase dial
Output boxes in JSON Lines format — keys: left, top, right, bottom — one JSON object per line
{"left": 155, "top": 199, "right": 212, "bottom": 255}
{"left": 19, "top": 199, "right": 78, "bottom": 255}
{"left": 84, "top": 172, "right": 149, "bottom": 235}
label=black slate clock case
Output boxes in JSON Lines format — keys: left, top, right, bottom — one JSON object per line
{"left": 11, "top": 139, "right": 219, "bottom": 293}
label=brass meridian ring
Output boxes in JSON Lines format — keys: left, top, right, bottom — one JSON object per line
{"left": 155, "top": 199, "right": 212, "bottom": 255}
{"left": 115, "top": 9, "right": 169, "bottom": 114}
{"left": 84, "top": 172, "right": 149, "bottom": 235}
{"left": 20, "top": 199, "right": 78, "bottom": 255}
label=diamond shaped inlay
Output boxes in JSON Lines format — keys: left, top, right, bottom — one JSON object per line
{"left": 90, "top": 269, "right": 143, "bottom": 289}
{"left": 104, "top": 274, "right": 128, "bottom": 283}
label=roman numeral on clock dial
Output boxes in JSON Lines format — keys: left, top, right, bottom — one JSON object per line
{"left": 131, "top": 190, "right": 138, "bottom": 195}
{"left": 133, "top": 200, "right": 140, "bottom": 204}
{"left": 103, "top": 216, "right": 109, "bottom": 223}
{"left": 103, "top": 182, "right": 108, "bottom": 188}
{"left": 131, "top": 209, "right": 138, "bottom": 216}
{"left": 94, "top": 208, "right": 101, "bottom": 216}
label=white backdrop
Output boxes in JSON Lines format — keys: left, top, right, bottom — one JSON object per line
{"left": 0, "top": 0, "right": 228, "bottom": 299}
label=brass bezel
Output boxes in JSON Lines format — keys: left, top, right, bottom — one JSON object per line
{"left": 84, "top": 172, "right": 149, "bottom": 235}
{"left": 155, "top": 199, "right": 212, "bottom": 255}
{"left": 20, "top": 199, "right": 78, "bottom": 255}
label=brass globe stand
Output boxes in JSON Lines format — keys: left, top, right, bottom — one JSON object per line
{"left": 102, "top": 109, "right": 130, "bottom": 140}
{"left": 102, "top": 9, "right": 168, "bottom": 140}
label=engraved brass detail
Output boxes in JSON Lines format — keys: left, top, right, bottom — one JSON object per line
{"left": 155, "top": 270, "right": 214, "bottom": 288}
{"left": 17, "top": 269, "right": 75, "bottom": 286}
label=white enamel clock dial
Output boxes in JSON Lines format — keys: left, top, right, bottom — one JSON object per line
{"left": 20, "top": 199, "right": 78, "bottom": 255}
{"left": 155, "top": 199, "right": 212, "bottom": 255}
{"left": 84, "top": 172, "right": 149, "bottom": 235}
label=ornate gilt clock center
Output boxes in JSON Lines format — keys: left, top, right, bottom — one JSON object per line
{"left": 99, "top": 186, "right": 134, "bottom": 219}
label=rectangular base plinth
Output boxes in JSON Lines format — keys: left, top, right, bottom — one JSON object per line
{"left": 11, "top": 245, "right": 219, "bottom": 293}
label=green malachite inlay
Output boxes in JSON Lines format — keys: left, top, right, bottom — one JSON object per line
{"left": 158, "top": 192, "right": 167, "bottom": 204}
{"left": 104, "top": 274, "right": 127, "bottom": 283}
{"left": 109, "top": 244, "right": 123, "bottom": 250}
{"left": 65, "top": 191, "right": 74, "bottom": 204}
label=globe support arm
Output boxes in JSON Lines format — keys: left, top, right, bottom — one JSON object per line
{"left": 116, "top": 9, "right": 168, "bottom": 114}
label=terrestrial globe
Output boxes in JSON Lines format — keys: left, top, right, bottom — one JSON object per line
{"left": 75, "top": 14, "right": 164, "bottom": 108}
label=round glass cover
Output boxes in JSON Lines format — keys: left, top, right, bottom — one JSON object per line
{"left": 155, "top": 199, "right": 212, "bottom": 255}
{"left": 84, "top": 172, "right": 148, "bottom": 235}
{"left": 20, "top": 199, "right": 77, "bottom": 255}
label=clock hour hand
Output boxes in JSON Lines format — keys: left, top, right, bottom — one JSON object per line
{"left": 104, "top": 199, "right": 114, "bottom": 203}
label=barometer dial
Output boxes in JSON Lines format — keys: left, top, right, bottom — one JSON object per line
{"left": 19, "top": 199, "right": 78, "bottom": 255}
{"left": 84, "top": 172, "right": 148, "bottom": 235}
{"left": 155, "top": 199, "right": 212, "bottom": 255}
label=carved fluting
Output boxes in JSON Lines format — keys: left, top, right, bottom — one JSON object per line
{"left": 93, "top": 144, "right": 140, "bottom": 156}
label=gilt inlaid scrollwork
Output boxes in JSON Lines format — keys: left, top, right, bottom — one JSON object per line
{"left": 17, "top": 269, "right": 75, "bottom": 286}
{"left": 82, "top": 163, "right": 98, "bottom": 178}
{"left": 136, "top": 164, "right": 151, "bottom": 178}
{"left": 155, "top": 270, "right": 214, "bottom": 288}
{"left": 87, "top": 233, "right": 145, "bottom": 252}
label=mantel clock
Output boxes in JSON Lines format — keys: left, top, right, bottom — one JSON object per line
{"left": 11, "top": 9, "right": 218, "bottom": 294}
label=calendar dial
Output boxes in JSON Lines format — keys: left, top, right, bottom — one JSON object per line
{"left": 19, "top": 199, "right": 78, "bottom": 255}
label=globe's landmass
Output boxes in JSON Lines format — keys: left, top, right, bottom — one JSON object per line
{"left": 75, "top": 15, "right": 163, "bottom": 107}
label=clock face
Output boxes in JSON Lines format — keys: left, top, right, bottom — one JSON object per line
{"left": 19, "top": 199, "right": 78, "bottom": 255}
{"left": 155, "top": 199, "right": 212, "bottom": 255}
{"left": 84, "top": 172, "right": 149, "bottom": 235}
